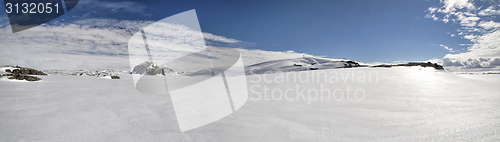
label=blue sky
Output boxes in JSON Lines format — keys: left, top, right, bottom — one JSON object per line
{"left": 1, "top": 0, "right": 499, "bottom": 71}
{"left": 58, "top": 0, "right": 473, "bottom": 63}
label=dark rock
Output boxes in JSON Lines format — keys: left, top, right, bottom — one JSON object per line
{"left": 1, "top": 66, "right": 45, "bottom": 81}
{"left": 342, "top": 61, "right": 361, "bottom": 68}
{"left": 334, "top": 60, "right": 364, "bottom": 68}
{"left": 371, "top": 62, "right": 444, "bottom": 70}
{"left": 346, "top": 61, "right": 359, "bottom": 66}
{"left": 372, "top": 65, "right": 393, "bottom": 68}
{"left": 486, "top": 72, "right": 500, "bottom": 74}
{"left": 111, "top": 76, "right": 120, "bottom": 79}
{"left": 10, "top": 68, "right": 47, "bottom": 75}
{"left": 8, "top": 73, "right": 41, "bottom": 81}
{"left": 293, "top": 64, "right": 302, "bottom": 67}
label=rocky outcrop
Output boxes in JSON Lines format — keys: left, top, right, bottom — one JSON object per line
{"left": 401, "top": 62, "right": 444, "bottom": 70}
{"left": 111, "top": 75, "right": 120, "bottom": 79}
{"left": 371, "top": 62, "right": 444, "bottom": 70}
{"left": 2, "top": 66, "right": 46, "bottom": 81}
{"left": 6, "top": 73, "right": 42, "bottom": 81}
{"left": 9, "top": 67, "right": 47, "bottom": 75}
{"left": 335, "top": 60, "right": 365, "bottom": 68}
{"left": 344, "top": 61, "right": 360, "bottom": 67}
{"left": 132, "top": 61, "right": 165, "bottom": 75}
{"left": 372, "top": 64, "right": 392, "bottom": 68}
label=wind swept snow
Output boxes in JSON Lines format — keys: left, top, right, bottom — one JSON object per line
{"left": 1, "top": 66, "right": 499, "bottom": 141}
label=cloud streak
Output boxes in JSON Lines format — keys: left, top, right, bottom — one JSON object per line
{"left": 202, "top": 33, "right": 241, "bottom": 43}
{"left": 440, "top": 44, "right": 456, "bottom": 52}
{"left": 0, "top": 18, "right": 299, "bottom": 71}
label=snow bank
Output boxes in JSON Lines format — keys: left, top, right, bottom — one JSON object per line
{"left": 1, "top": 67, "right": 498, "bottom": 141}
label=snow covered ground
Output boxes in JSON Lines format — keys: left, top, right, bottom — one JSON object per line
{"left": 1, "top": 64, "right": 499, "bottom": 141}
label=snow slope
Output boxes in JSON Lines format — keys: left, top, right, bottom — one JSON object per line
{"left": 185, "top": 57, "right": 362, "bottom": 76}
{"left": 244, "top": 57, "right": 361, "bottom": 75}
{"left": 1, "top": 66, "right": 499, "bottom": 141}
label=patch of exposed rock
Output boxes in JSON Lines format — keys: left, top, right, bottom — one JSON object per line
{"left": 111, "top": 75, "right": 120, "bottom": 79}
{"left": 132, "top": 61, "right": 166, "bottom": 75}
{"left": 5, "top": 74, "right": 42, "bottom": 81}
{"left": 335, "top": 60, "right": 367, "bottom": 68}
{"left": 2, "top": 66, "right": 45, "bottom": 81}
{"left": 7, "top": 66, "right": 47, "bottom": 75}
{"left": 371, "top": 62, "right": 444, "bottom": 70}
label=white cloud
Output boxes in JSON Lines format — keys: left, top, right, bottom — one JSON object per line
{"left": 478, "top": 6, "right": 500, "bottom": 16}
{"left": 478, "top": 21, "right": 500, "bottom": 29}
{"left": 0, "top": 18, "right": 285, "bottom": 71}
{"left": 443, "top": 57, "right": 500, "bottom": 70}
{"left": 202, "top": 33, "right": 254, "bottom": 49}
{"left": 425, "top": 14, "right": 440, "bottom": 21}
{"left": 202, "top": 33, "right": 241, "bottom": 43}
{"left": 426, "top": 0, "right": 500, "bottom": 72}
{"left": 439, "top": 0, "right": 475, "bottom": 13}
{"left": 440, "top": 44, "right": 456, "bottom": 52}
{"left": 463, "top": 34, "right": 478, "bottom": 40}
{"left": 0, "top": 21, "right": 139, "bottom": 70}
{"left": 428, "top": 7, "right": 438, "bottom": 14}
{"left": 459, "top": 16, "right": 480, "bottom": 27}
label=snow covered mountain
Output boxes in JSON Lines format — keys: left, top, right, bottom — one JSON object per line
{"left": 181, "top": 57, "right": 364, "bottom": 76}
{"left": 244, "top": 57, "right": 364, "bottom": 75}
